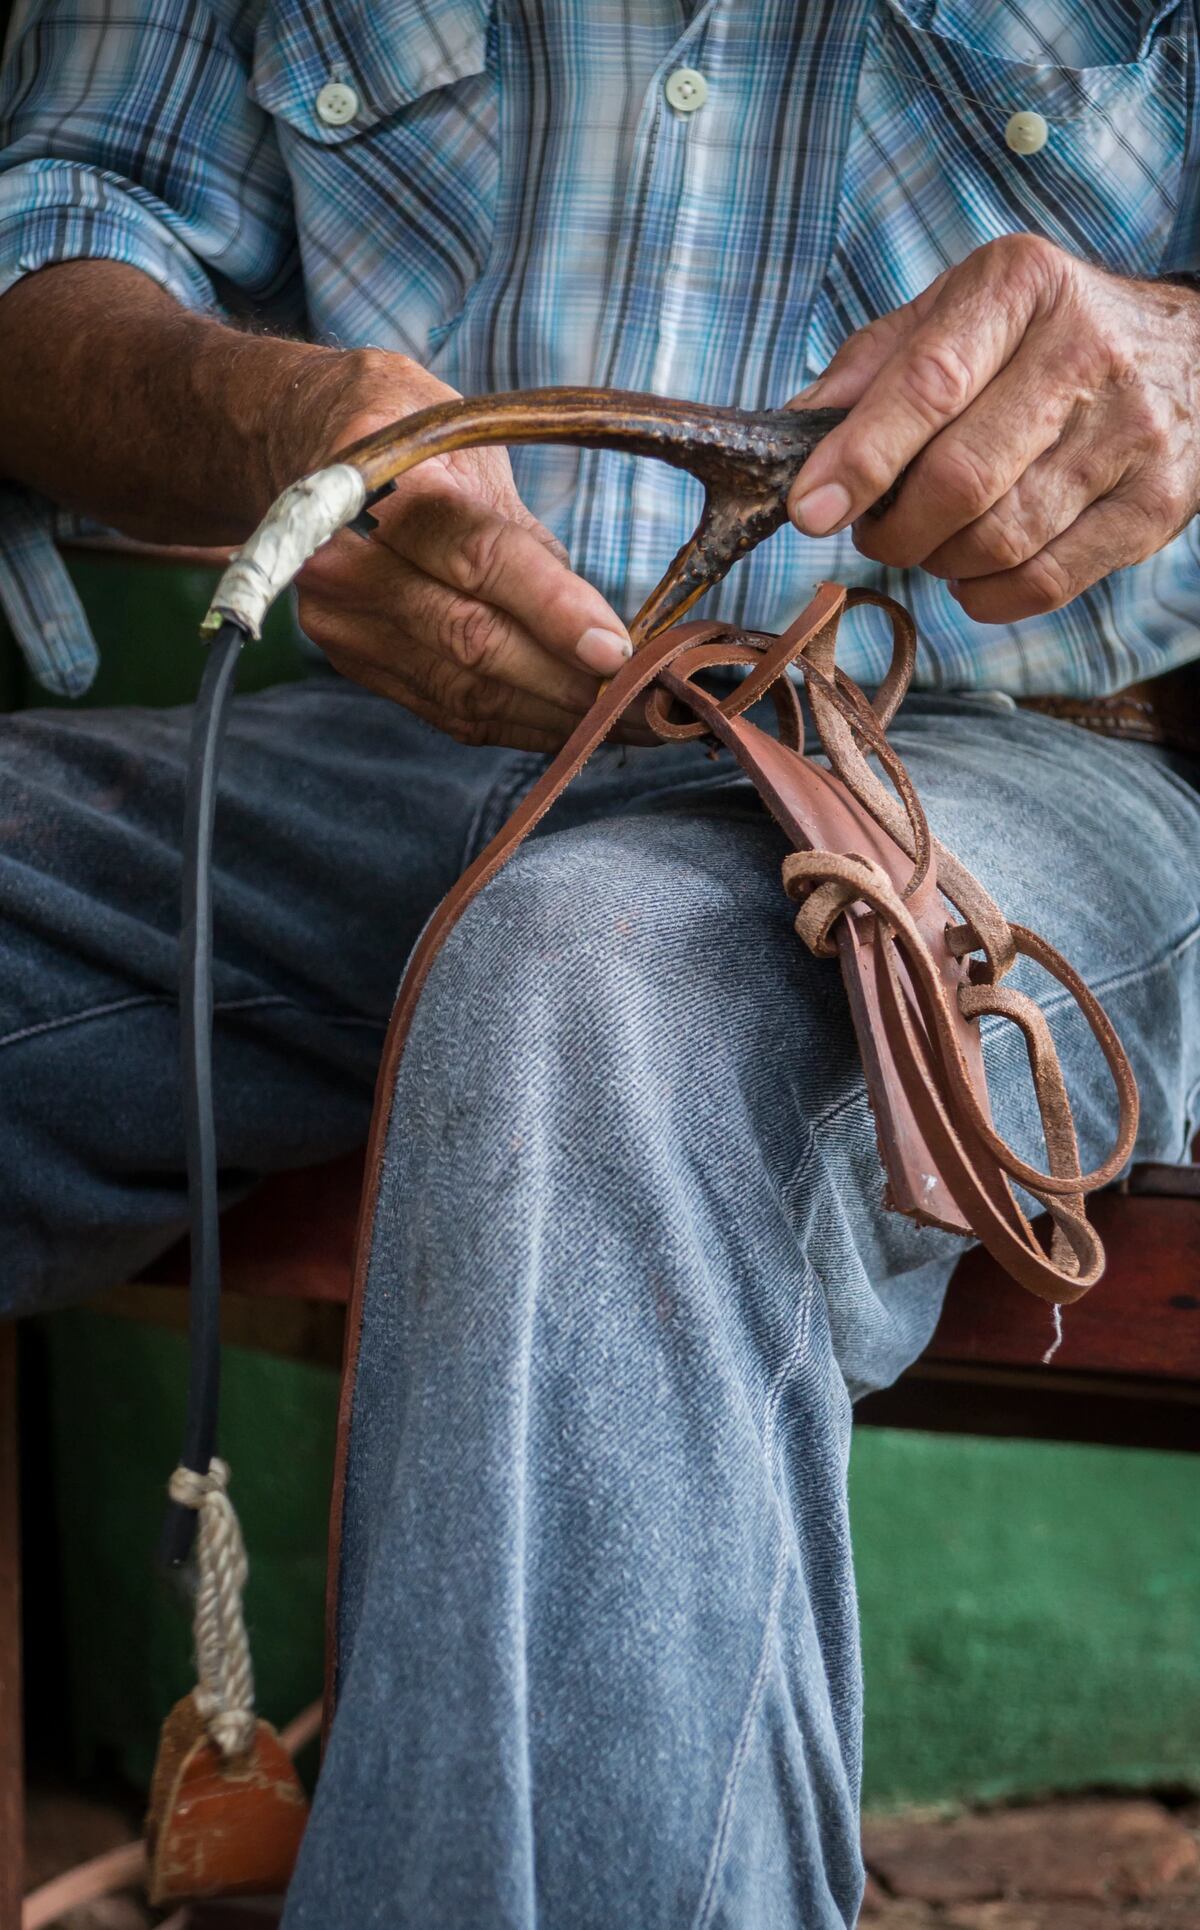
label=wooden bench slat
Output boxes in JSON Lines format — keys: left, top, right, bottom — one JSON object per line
{"left": 144, "top": 1155, "right": 1200, "bottom": 1453}
{"left": 927, "top": 1192, "right": 1200, "bottom": 1381}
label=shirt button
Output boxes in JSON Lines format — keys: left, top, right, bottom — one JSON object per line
{"left": 315, "top": 79, "right": 360, "bottom": 128}
{"left": 1004, "top": 109, "right": 1048, "bottom": 156}
{"left": 665, "top": 68, "right": 708, "bottom": 114}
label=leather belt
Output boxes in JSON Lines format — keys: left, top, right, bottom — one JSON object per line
{"left": 1018, "top": 659, "right": 1200, "bottom": 762}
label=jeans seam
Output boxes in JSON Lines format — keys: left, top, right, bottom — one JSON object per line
{"left": 690, "top": 1534, "right": 791, "bottom": 1930}
{"left": 0, "top": 990, "right": 386, "bottom": 1053}
{"left": 762, "top": 1233, "right": 819, "bottom": 1453}
{"left": 688, "top": 1201, "right": 822, "bottom": 1924}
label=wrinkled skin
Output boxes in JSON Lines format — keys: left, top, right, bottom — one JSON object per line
{"left": 294, "top": 354, "right": 637, "bottom": 753}
{"left": 299, "top": 235, "right": 1200, "bottom": 745}
{"left": 787, "top": 233, "right": 1200, "bottom": 625}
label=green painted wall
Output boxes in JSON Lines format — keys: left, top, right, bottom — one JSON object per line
{"left": 5, "top": 550, "right": 311, "bottom": 711}
{"left": 38, "top": 1310, "right": 333, "bottom": 1793}
{"left": 7, "top": 564, "right": 1200, "bottom": 1809}
{"left": 851, "top": 1428, "right": 1200, "bottom": 1806}
{"left": 34, "top": 1309, "right": 1200, "bottom": 1808}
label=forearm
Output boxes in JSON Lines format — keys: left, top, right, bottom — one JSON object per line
{"left": 0, "top": 261, "right": 371, "bottom": 544}
{"left": 0, "top": 258, "right": 631, "bottom": 749}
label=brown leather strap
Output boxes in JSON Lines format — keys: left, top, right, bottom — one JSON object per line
{"left": 660, "top": 651, "right": 1134, "bottom": 1278}
{"left": 322, "top": 582, "right": 1140, "bottom": 1719}
{"left": 1018, "top": 659, "right": 1200, "bottom": 763}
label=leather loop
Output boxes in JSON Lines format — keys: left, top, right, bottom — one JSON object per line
{"left": 344, "top": 576, "right": 1136, "bottom": 1297}
{"left": 784, "top": 850, "right": 891, "bottom": 959}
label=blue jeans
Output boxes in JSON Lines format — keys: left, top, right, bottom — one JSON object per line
{"left": 2, "top": 670, "right": 1198, "bottom": 1926}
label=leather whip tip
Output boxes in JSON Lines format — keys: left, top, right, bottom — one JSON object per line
{"left": 145, "top": 1692, "right": 309, "bottom": 1905}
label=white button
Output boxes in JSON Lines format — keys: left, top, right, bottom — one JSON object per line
{"left": 315, "top": 80, "right": 360, "bottom": 128}
{"left": 1004, "top": 109, "right": 1048, "bottom": 156}
{"left": 665, "top": 68, "right": 708, "bottom": 114}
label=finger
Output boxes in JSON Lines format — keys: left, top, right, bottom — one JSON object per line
{"left": 381, "top": 676, "right": 571, "bottom": 754}
{"left": 788, "top": 308, "right": 919, "bottom": 412}
{"left": 787, "top": 241, "right": 1049, "bottom": 537}
{"left": 851, "top": 341, "right": 1089, "bottom": 569}
{"left": 385, "top": 489, "right": 632, "bottom": 677}
{"left": 313, "top": 607, "right": 592, "bottom": 745}
{"left": 919, "top": 435, "right": 1125, "bottom": 582}
{"left": 323, "top": 619, "right": 659, "bottom": 751}
{"left": 304, "top": 532, "right": 604, "bottom": 715}
{"left": 358, "top": 670, "right": 572, "bottom": 754}
{"left": 516, "top": 507, "right": 573, "bottom": 570}
{"left": 949, "top": 491, "right": 1154, "bottom": 625}
{"left": 459, "top": 459, "right": 573, "bottom": 566}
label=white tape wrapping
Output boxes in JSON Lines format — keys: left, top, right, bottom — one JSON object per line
{"left": 203, "top": 463, "right": 368, "bottom": 639}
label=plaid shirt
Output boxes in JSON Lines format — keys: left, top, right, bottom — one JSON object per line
{"left": 0, "top": 0, "right": 1198, "bottom": 697}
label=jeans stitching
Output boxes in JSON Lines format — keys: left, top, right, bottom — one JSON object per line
{"left": 689, "top": 1182, "right": 823, "bottom": 1924}
{"left": 0, "top": 991, "right": 386, "bottom": 1053}
{"left": 690, "top": 1534, "right": 791, "bottom": 1930}
{"left": 762, "top": 1233, "right": 819, "bottom": 1451}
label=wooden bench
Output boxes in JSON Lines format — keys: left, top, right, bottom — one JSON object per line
{"left": 860, "top": 1164, "right": 1200, "bottom": 1454}
{"left": 145, "top": 1146, "right": 1200, "bottom": 1455}
{"left": 4, "top": 1152, "right": 1197, "bottom": 1922}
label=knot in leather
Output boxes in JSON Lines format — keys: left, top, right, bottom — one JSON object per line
{"left": 782, "top": 849, "right": 898, "bottom": 958}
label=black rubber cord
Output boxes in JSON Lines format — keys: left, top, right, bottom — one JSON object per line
{"left": 160, "top": 619, "right": 244, "bottom": 1567}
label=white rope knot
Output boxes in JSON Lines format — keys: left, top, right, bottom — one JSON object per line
{"left": 168, "top": 1457, "right": 229, "bottom": 1510}
{"left": 168, "top": 1457, "right": 256, "bottom": 1761}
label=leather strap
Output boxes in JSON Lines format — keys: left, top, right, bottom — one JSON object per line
{"left": 322, "top": 582, "right": 1140, "bottom": 1716}
{"left": 1017, "top": 659, "right": 1200, "bottom": 763}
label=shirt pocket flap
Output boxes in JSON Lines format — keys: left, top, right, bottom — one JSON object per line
{"left": 250, "top": 0, "right": 491, "bottom": 144}
{"left": 876, "top": 0, "right": 1185, "bottom": 120}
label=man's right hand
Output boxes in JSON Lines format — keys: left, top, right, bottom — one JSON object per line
{"left": 281, "top": 351, "right": 634, "bottom": 753}
{"left": 0, "top": 265, "right": 633, "bottom": 754}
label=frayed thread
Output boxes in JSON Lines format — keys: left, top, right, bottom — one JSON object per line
{"left": 1041, "top": 1302, "right": 1064, "bottom": 1366}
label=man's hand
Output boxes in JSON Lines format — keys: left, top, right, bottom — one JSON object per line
{"left": 285, "top": 354, "right": 634, "bottom": 752}
{"left": 785, "top": 235, "right": 1200, "bottom": 624}
{"left": 0, "top": 263, "right": 632, "bottom": 753}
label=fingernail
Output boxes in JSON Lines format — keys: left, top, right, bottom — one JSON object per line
{"left": 576, "top": 626, "right": 632, "bottom": 675}
{"left": 791, "top": 482, "right": 853, "bottom": 536}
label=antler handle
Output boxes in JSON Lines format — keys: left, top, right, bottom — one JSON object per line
{"left": 204, "top": 386, "right": 846, "bottom": 644}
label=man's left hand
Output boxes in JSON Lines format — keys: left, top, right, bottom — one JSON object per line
{"left": 786, "top": 235, "right": 1200, "bottom": 623}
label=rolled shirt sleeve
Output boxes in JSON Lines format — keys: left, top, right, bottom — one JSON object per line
{"left": 0, "top": 0, "right": 299, "bottom": 693}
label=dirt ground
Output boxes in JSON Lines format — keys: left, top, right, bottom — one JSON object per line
{"left": 23, "top": 1781, "right": 1200, "bottom": 1927}
{"left": 861, "top": 1796, "right": 1200, "bottom": 1929}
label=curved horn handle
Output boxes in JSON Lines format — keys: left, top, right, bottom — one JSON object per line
{"left": 204, "top": 386, "right": 846, "bottom": 644}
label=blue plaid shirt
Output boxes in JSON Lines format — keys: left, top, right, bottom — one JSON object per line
{"left": 1, "top": 0, "right": 1199, "bottom": 697}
